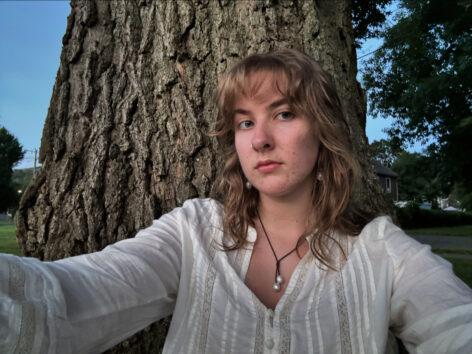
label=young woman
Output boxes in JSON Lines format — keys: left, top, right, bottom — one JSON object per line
{"left": 1, "top": 49, "right": 471, "bottom": 354}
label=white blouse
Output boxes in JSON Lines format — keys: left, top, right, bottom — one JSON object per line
{"left": 1, "top": 198, "right": 471, "bottom": 353}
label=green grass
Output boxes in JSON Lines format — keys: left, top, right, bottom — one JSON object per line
{"left": 406, "top": 225, "right": 472, "bottom": 237}
{"left": 0, "top": 224, "right": 22, "bottom": 256}
{"left": 443, "top": 257, "right": 472, "bottom": 288}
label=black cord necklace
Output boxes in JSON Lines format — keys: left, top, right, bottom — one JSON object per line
{"left": 256, "top": 209, "right": 299, "bottom": 292}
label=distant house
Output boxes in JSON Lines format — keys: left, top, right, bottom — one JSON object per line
{"left": 438, "top": 196, "right": 462, "bottom": 211}
{"left": 373, "top": 160, "right": 399, "bottom": 201}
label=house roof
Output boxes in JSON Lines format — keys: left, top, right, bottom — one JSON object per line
{"left": 373, "top": 160, "right": 398, "bottom": 177}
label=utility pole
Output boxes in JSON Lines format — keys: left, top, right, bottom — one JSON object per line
{"left": 33, "top": 148, "right": 37, "bottom": 175}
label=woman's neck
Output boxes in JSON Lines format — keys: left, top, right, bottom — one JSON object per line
{"left": 257, "top": 193, "right": 312, "bottom": 241}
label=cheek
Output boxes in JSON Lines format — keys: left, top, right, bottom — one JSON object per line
{"left": 297, "top": 131, "right": 319, "bottom": 156}
{"left": 292, "top": 137, "right": 320, "bottom": 171}
{"left": 235, "top": 136, "right": 251, "bottom": 169}
{"left": 235, "top": 136, "right": 243, "bottom": 159}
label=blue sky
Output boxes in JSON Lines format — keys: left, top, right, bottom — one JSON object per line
{"left": 1, "top": 1, "right": 395, "bottom": 169}
{"left": 0, "top": 0, "right": 70, "bottom": 169}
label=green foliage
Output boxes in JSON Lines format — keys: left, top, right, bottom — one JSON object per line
{"left": 370, "top": 140, "right": 451, "bottom": 205}
{"left": 451, "top": 181, "right": 472, "bottom": 211}
{"left": 363, "top": 0, "right": 472, "bottom": 204}
{"left": 0, "top": 127, "right": 24, "bottom": 168}
{"left": 352, "top": 0, "right": 393, "bottom": 46}
{"left": 396, "top": 204, "right": 472, "bottom": 229}
{"left": 12, "top": 168, "right": 36, "bottom": 193}
{"left": 369, "top": 138, "right": 402, "bottom": 167}
{"left": 391, "top": 150, "right": 449, "bottom": 203}
{"left": 0, "top": 127, "right": 25, "bottom": 212}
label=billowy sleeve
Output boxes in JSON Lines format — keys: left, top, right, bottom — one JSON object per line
{"left": 383, "top": 218, "right": 472, "bottom": 353}
{"left": 0, "top": 208, "right": 186, "bottom": 354}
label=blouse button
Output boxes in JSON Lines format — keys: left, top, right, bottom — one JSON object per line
{"left": 265, "top": 338, "right": 274, "bottom": 349}
{"left": 268, "top": 314, "right": 274, "bottom": 327}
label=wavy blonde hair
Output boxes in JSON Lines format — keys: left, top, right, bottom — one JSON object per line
{"left": 213, "top": 48, "right": 372, "bottom": 268}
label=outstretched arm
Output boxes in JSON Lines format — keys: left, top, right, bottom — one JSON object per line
{"left": 384, "top": 220, "right": 472, "bottom": 353}
{"left": 0, "top": 208, "right": 184, "bottom": 353}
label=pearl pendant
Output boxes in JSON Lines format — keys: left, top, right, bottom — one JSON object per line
{"left": 276, "top": 275, "right": 283, "bottom": 284}
{"left": 273, "top": 283, "right": 281, "bottom": 291}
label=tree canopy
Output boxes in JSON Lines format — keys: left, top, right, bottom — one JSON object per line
{"left": 0, "top": 126, "right": 24, "bottom": 212}
{"left": 363, "top": 0, "right": 472, "bottom": 207}
{"left": 351, "top": 0, "right": 393, "bottom": 45}
{"left": 391, "top": 150, "right": 448, "bottom": 205}
{"left": 369, "top": 138, "right": 402, "bottom": 167}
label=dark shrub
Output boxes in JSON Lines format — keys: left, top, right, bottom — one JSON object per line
{"left": 396, "top": 205, "right": 472, "bottom": 229}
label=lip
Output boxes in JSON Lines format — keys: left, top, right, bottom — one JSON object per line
{"left": 256, "top": 160, "right": 281, "bottom": 173}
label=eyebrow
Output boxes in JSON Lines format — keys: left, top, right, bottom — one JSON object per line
{"left": 268, "top": 97, "right": 289, "bottom": 110}
{"left": 233, "top": 97, "right": 289, "bottom": 116}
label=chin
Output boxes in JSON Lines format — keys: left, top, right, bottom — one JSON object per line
{"left": 255, "top": 185, "right": 292, "bottom": 198}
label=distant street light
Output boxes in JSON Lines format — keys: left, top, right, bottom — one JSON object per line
{"left": 18, "top": 189, "right": 23, "bottom": 194}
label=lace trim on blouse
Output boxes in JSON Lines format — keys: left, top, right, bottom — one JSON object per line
{"left": 233, "top": 245, "right": 246, "bottom": 277}
{"left": 197, "top": 239, "right": 218, "bottom": 353}
{"left": 336, "top": 271, "right": 352, "bottom": 354}
{"left": 279, "top": 253, "right": 312, "bottom": 353}
{"left": 251, "top": 292, "right": 266, "bottom": 354}
{"left": 9, "top": 262, "right": 36, "bottom": 354}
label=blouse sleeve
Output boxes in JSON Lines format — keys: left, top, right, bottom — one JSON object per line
{"left": 0, "top": 207, "right": 187, "bottom": 354}
{"left": 383, "top": 218, "right": 472, "bottom": 353}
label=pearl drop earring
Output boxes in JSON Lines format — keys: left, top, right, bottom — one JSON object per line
{"left": 245, "top": 181, "right": 252, "bottom": 189}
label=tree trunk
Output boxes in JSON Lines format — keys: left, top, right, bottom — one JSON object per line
{"left": 16, "top": 0, "right": 389, "bottom": 352}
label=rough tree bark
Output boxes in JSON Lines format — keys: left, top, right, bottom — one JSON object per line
{"left": 16, "top": 0, "right": 390, "bottom": 352}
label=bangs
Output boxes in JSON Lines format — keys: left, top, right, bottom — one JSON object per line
{"left": 214, "top": 49, "right": 339, "bottom": 145}
{"left": 216, "top": 57, "right": 304, "bottom": 134}
{"left": 234, "top": 68, "right": 289, "bottom": 100}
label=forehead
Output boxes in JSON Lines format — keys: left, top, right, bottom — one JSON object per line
{"left": 234, "top": 71, "right": 288, "bottom": 105}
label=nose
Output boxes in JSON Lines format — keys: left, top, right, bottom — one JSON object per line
{"left": 251, "top": 122, "right": 274, "bottom": 152}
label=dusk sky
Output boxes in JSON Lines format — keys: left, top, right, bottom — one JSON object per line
{"left": 0, "top": 0, "right": 70, "bottom": 169}
{"left": 1, "top": 1, "right": 399, "bottom": 169}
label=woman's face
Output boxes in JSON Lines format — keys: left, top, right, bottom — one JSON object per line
{"left": 233, "top": 72, "right": 320, "bottom": 201}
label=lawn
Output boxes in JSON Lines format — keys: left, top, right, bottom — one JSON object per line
{"left": 433, "top": 248, "right": 472, "bottom": 256}
{"left": 406, "top": 225, "right": 472, "bottom": 237}
{"left": 443, "top": 257, "right": 472, "bottom": 288}
{"left": 0, "top": 224, "right": 22, "bottom": 256}
{"left": 1, "top": 224, "right": 471, "bottom": 287}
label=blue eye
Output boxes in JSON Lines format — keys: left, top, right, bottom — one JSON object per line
{"left": 238, "top": 120, "right": 254, "bottom": 130}
{"left": 277, "top": 111, "right": 294, "bottom": 120}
